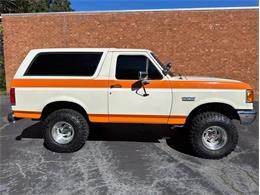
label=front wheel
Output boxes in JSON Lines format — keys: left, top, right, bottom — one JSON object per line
{"left": 43, "top": 109, "right": 89, "bottom": 153}
{"left": 189, "top": 112, "right": 238, "bottom": 159}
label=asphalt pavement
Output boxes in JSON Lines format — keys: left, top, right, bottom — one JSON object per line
{"left": 0, "top": 95, "right": 259, "bottom": 195}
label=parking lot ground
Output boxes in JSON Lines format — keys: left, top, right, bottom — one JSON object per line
{"left": 0, "top": 96, "right": 259, "bottom": 194}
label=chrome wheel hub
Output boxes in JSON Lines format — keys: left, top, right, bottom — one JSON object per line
{"left": 51, "top": 121, "right": 74, "bottom": 144}
{"left": 202, "top": 126, "right": 227, "bottom": 150}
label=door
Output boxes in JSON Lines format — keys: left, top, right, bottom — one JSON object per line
{"left": 108, "top": 52, "right": 172, "bottom": 124}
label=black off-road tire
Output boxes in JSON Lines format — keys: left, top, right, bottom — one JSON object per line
{"left": 43, "top": 109, "right": 89, "bottom": 153}
{"left": 189, "top": 112, "right": 238, "bottom": 159}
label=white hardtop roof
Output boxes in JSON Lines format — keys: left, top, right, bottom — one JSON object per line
{"left": 30, "top": 48, "right": 152, "bottom": 53}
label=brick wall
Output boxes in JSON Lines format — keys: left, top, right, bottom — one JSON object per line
{"left": 2, "top": 9, "right": 259, "bottom": 98}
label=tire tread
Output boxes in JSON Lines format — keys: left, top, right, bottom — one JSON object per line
{"left": 189, "top": 112, "right": 238, "bottom": 159}
{"left": 43, "top": 109, "right": 89, "bottom": 153}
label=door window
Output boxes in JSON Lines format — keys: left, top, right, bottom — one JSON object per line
{"left": 115, "top": 55, "right": 163, "bottom": 80}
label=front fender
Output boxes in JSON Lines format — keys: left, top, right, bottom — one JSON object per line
{"left": 171, "top": 89, "right": 251, "bottom": 116}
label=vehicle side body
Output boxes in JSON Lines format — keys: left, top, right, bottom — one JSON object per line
{"left": 10, "top": 48, "right": 255, "bottom": 125}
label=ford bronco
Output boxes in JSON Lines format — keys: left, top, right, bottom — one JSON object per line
{"left": 8, "top": 48, "right": 256, "bottom": 158}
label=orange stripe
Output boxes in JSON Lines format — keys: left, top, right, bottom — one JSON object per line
{"left": 89, "top": 114, "right": 186, "bottom": 124}
{"left": 168, "top": 115, "right": 187, "bottom": 124}
{"left": 11, "top": 79, "right": 252, "bottom": 90}
{"left": 88, "top": 114, "right": 109, "bottom": 123}
{"left": 13, "top": 111, "right": 41, "bottom": 119}
{"left": 171, "top": 80, "right": 252, "bottom": 90}
{"left": 110, "top": 114, "right": 169, "bottom": 124}
{"left": 11, "top": 79, "right": 109, "bottom": 88}
{"left": 13, "top": 111, "right": 186, "bottom": 124}
{"left": 109, "top": 80, "right": 171, "bottom": 88}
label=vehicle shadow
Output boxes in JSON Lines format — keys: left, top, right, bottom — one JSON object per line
{"left": 16, "top": 122, "right": 195, "bottom": 156}
{"left": 16, "top": 122, "right": 44, "bottom": 140}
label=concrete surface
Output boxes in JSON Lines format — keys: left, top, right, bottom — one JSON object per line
{"left": 0, "top": 96, "right": 258, "bottom": 195}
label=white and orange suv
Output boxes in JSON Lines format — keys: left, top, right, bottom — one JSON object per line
{"left": 8, "top": 48, "right": 256, "bottom": 158}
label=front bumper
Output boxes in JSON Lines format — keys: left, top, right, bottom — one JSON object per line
{"left": 237, "top": 110, "right": 257, "bottom": 125}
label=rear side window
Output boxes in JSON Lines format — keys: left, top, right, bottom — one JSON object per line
{"left": 116, "top": 55, "right": 163, "bottom": 80}
{"left": 25, "top": 52, "right": 103, "bottom": 76}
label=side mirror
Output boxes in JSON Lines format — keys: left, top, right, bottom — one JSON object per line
{"left": 138, "top": 71, "right": 149, "bottom": 96}
{"left": 138, "top": 71, "right": 150, "bottom": 85}
{"left": 139, "top": 71, "right": 148, "bottom": 80}
{"left": 166, "top": 62, "right": 172, "bottom": 69}
{"left": 162, "top": 62, "right": 172, "bottom": 75}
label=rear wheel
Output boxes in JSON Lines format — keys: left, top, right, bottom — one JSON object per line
{"left": 43, "top": 109, "right": 89, "bottom": 153}
{"left": 189, "top": 112, "right": 238, "bottom": 159}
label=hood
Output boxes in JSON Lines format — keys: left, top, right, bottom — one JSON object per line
{"left": 170, "top": 76, "right": 252, "bottom": 90}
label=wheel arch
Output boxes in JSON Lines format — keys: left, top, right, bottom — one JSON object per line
{"left": 41, "top": 101, "right": 89, "bottom": 121}
{"left": 186, "top": 102, "right": 240, "bottom": 125}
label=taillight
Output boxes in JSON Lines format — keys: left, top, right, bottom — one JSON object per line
{"left": 10, "top": 88, "right": 16, "bottom": 105}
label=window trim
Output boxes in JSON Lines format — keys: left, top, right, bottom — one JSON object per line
{"left": 115, "top": 54, "right": 164, "bottom": 80}
{"left": 24, "top": 51, "right": 104, "bottom": 77}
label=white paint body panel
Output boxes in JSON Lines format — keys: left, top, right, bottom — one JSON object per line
{"left": 108, "top": 51, "right": 172, "bottom": 118}
{"left": 13, "top": 88, "right": 108, "bottom": 114}
{"left": 108, "top": 88, "right": 172, "bottom": 116}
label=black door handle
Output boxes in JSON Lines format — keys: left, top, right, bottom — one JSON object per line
{"left": 110, "top": 84, "right": 122, "bottom": 88}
